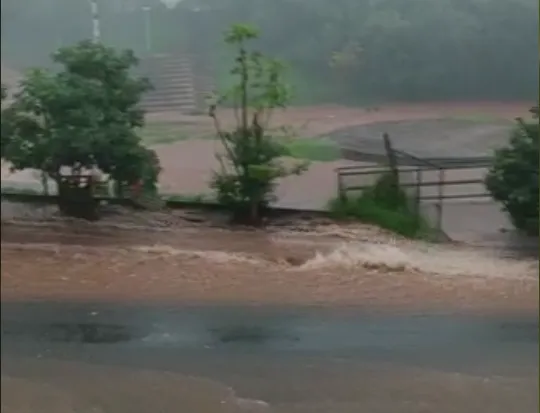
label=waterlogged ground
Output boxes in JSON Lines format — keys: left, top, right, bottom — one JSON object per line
{"left": 1, "top": 203, "right": 538, "bottom": 412}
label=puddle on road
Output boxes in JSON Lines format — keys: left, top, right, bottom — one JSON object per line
{"left": 210, "top": 325, "right": 298, "bottom": 345}
{"left": 3, "top": 312, "right": 537, "bottom": 365}
{"left": 2, "top": 312, "right": 538, "bottom": 411}
{"left": 46, "top": 323, "right": 140, "bottom": 344}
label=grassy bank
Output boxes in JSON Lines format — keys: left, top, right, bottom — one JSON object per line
{"left": 328, "top": 174, "right": 431, "bottom": 239}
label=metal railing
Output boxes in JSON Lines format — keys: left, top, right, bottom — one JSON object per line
{"left": 336, "top": 146, "right": 494, "bottom": 233}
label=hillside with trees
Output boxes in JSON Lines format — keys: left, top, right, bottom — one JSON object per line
{"left": 2, "top": 0, "right": 538, "bottom": 103}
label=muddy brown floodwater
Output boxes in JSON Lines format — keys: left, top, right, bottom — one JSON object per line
{"left": 1, "top": 203, "right": 538, "bottom": 413}
{"left": 1, "top": 209, "right": 538, "bottom": 313}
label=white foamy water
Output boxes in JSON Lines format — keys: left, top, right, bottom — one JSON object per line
{"left": 4, "top": 237, "right": 536, "bottom": 281}
{"left": 297, "top": 242, "right": 537, "bottom": 279}
{"left": 131, "top": 244, "right": 264, "bottom": 265}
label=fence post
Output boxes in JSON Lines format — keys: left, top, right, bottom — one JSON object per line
{"left": 382, "top": 132, "right": 399, "bottom": 186}
{"left": 436, "top": 167, "right": 445, "bottom": 233}
{"left": 415, "top": 167, "right": 423, "bottom": 217}
{"left": 337, "top": 171, "right": 346, "bottom": 201}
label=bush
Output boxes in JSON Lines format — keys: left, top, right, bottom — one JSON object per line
{"left": 2, "top": 41, "right": 160, "bottom": 217}
{"left": 328, "top": 173, "right": 429, "bottom": 238}
{"left": 485, "top": 120, "right": 539, "bottom": 235}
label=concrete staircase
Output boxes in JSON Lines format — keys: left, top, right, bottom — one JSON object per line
{"left": 138, "top": 54, "right": 214, "bottom": 115}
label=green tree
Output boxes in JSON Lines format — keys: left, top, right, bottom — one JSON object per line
{"left": 2, "top": 40, "right": 160, "bottom": 198}
{"left": 209, "top": 24, "right": 307, "bottom": 225}
{"left": 485, "top": 119, "right": 539, "bottom": 235}
{"left": 1, "top": 84, "right": 9, "bottom": 155}
{"left": 4, "top": 0, "right": 537, "bottom": 102}
{"left": 175, "top": 0, "right": 538, "bottom": 102}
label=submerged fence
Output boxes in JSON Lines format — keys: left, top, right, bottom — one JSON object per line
{"left": 336, "top": 142, "right": 494, "bottom": 235}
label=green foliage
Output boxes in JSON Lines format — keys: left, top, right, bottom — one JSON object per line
{"left": 328, "top": 173, "right": 429, "bottom": 238}
{"left": 280, "top": 138, "right": 341, "bottom": 162}
{"left": 4, "top": 0, "right": 536, "bottom": 102}
{"left": 1, "top": 84, "right": 11, "bottom": 157}
{"left": 2, "top": 41, "right": 160, "bottom": 198}
{"left": 161, "top": 0, "right": 538, "bottom": 103}
{"left": 210, "top": 24, "right": 307, "bottom": 224}
{"left": 485, "top": 120, "right": 539, "bottom": 235}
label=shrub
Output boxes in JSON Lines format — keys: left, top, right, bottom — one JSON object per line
{"left": 485, "top": 119, "right": 539, "bottom": 235}
{"left": 328, "top": 173, "right": 429, "bottom": 238}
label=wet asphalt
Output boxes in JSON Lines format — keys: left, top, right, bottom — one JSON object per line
{"left": 2, "top": 301, "right": 538, "bottom": 378}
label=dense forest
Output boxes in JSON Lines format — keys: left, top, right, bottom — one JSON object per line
{"left": 2, "top": 0, "right": 538, "bottom": 102}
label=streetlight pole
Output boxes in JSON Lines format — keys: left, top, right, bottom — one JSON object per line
{"left": 89, "top": 0, "right": 101, "bottom": 43}
{"left": 142, "top": 6, "right": 152, "bottom": 54}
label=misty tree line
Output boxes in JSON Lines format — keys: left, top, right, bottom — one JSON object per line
{"left": 2, "top": 0, "right": 538, "bottom": 102}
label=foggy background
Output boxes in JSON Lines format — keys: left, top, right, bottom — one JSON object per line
{"left": 1, "top": 0, "right": 538, "bottom": 104}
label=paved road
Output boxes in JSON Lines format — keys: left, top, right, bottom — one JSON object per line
{"left": 1, "top": 302, "right": 538, "bottom": 412}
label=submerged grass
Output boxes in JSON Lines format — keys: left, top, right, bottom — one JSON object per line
{"left": 283, "top": 138, "right": 341, "bottom": 162}
{"left": 139, "top": 123, "right": 214, "bottom": 145}
{"left": 278, "top": 137, "right": 341, "bottom": 162}
{"left": 328, "top": 173, "right": 431, "bottom": 239}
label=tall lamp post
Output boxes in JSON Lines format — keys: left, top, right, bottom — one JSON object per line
{"left": 89, "top": 0, "right": 101, "bottom": 43}
{"left": 142, "top": 6, "right": 152, "bottom": 54}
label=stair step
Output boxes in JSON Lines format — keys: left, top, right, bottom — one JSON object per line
{"left": 141, "top": 95, "right": 196, "bottom": 104}
{"left": 141, "top": 100, "right": 197, "bottom": 109}
{"left": 142, "top": 102, "right": 197, "bottom": 109}
{"left": 137, "top": 53, "right": 214, "bottom": 114}
{"left": 142, "top": 91, "right": 196, "bottom": 100}
{"left": 142, "top": 100, "right": 196, "bottom": 107}
{"left": 144, "top": 62, "right": 192, "bottom": 72}
{"left": 149, "top": 80, "right": 195, "bottom": 89}
{"left": 147, "top": 88, "right": 196, "bottom": 97}
{"left": 141, "top": 57, "right": 192, "bottom": 65}
{"left": 145, "top": 72, "right": 193, "bottom": 81}
{"left": 146, "top": 69, "right": 193, "bottom": 78}
{"left": 144, "top": 89, "right": 195, "bottom": 96}
{"left": 149, "top": 74, "right": 194, "bottom": 81}
{"left": 147, "top": 91, "right": 195, "bottom": 99}
{"left": 144, "top": 55, "right": 192, "bottom": 63}
{"left": 142, "top": 105, "right": 198, "bottom": 114}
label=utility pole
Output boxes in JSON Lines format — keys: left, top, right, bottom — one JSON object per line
{"left": 89, "top": 0, "right": 101, "bottom": 43}
{"left": 142, "top": 6, "right": 152, "bottom": 54}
